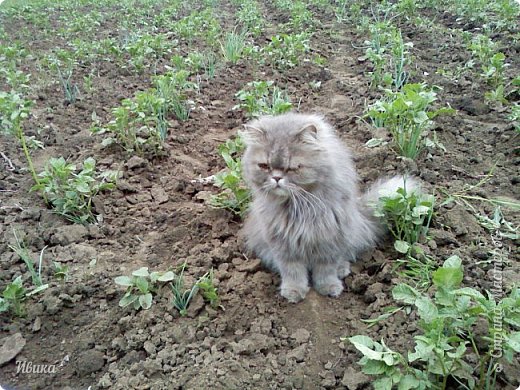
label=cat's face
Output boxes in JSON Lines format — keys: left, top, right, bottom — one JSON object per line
{"left": 242, "top": 121, "right": 326, "bottom": 198}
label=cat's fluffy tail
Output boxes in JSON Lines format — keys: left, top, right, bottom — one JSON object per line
{"left": 363, "top": 176, "right": 419, "bottom": 209}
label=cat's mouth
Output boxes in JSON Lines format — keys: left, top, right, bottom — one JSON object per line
{"left": 265, "top": 183, "right": 290, "bottom": 197}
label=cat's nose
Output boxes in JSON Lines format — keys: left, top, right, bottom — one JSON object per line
{"left": 272, "top": 176, "right": 282, "bottom": 182}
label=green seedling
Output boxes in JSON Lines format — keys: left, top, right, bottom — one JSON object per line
{"left": 171, "top": 263, "right": 199, "bottom": 316}
{"left": 115, "top": 267, "right": 175, "bottom": 310}
{"left": 263, "top": 33, "right": 310, "bottom": 70}
{"left": 32, "top": 157, "right": 117, "bottom": 224}
{"left": 236, "top": 0, "right": 264, "bottom": 37}
{"left": 366, "top": 83, "right": 455, "bottom": 159}
{"left": 8, "top": 230, "right": 48, "bottom": 289}
{"left": 0, "top": 276, "right": 26, "bottom": 317}
{"left": 372, "top": 183, "right": 434, "bottom": 254}
{"left": 121, "top": 32, "right": 171, "bottom": 73}
{"left": 289, "top": 1, "right": 316, "bottom": 33}
{"left": 196, "top": 269, "right": 220, "bottom": 309}
{"left": 509, "top": 103, "right": 520, "bottom": 133}
{"left": 91, "top": 81, "right": 184, "bottom": 156}
{"left": 211, "top": 135, "right": 251, "bottom": 216}
{"left": 173, "top": 9, "right": 221, "bottom": 45}
{"left": 53, "top": 261, "right": 69, "bottom": 281}
{"left": 154, "top": 70, "right": 195, "bottom": 121}
{"left": 347, "top": 256, "right": 520, "bottom": 390}
{"left": 220, "top": 29, "right": 247, "bottom": 64}
{"left": 56, "top": 67, "right": 80, "bottom": 104}
{"left": 475, "top": 206, "right": 519, "bottom": 240}
{"left": 0, "top": 91, "right": 42, "bottom": 195}
{"left": 233, "top": 80, "right": 292, "bottom": 118}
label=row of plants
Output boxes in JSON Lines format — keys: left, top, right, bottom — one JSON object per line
{"left": 343, "top": 2, "right": 519, "bottom": 389}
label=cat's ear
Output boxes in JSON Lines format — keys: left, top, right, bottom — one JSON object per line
{"left": 240, "top": 124, "right": 266, "bottom": 146}
{"left": 295, "top": 123, "right": 318, "bottom": 144}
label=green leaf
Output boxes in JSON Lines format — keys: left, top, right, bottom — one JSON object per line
{"left": 443, "top": 255, "right": 462, "bottom": 268}
{"left": 506, "top": 332, "right": 520, "bottom": 353}
{"left": 157, "top": 271, "right": 175, "bottom": 282}
{"left": 361, "top": 359, "right": 388, "bottom": 375}
{"left": 135, "top": 277, "right": 149, "bottom": 293}
{"left": 398, "top": 375, "right": 421, "bottom": 390}
{"left": 139, "top": 293, "right": 153, "bottom": 309}
{"left": 392, "top": 284, "right": 420, "bottom": 304}
{"left": 0, "top": 297, "right": 9, "bottom": 312}
{"left": 349, "top": 335, "right": 384, "bottom": 360}
{"left": 415, "top": 296, "right": 438, "bottom": 322}
{"left": 132, "top": 267, "right": 149, "bottom": 277}
{"left": 119, "top": 293, "right": 138, "bottom": 307}
{"left": 114, "top": 276, "right": 133, "bottom": 286}
{"left": 374, "top": 377, "right": 393, "bottom": 390}
{"left": 394, "top": 240, "right": 410, "bottom": 254}
{"left": 433, "top": 267, "right": 463, "bottom": 290}
{"left": 454, "top": 287, "right": 486, "bottom": 302}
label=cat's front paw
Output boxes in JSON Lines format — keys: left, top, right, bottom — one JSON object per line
{"left": 315, "top": 280, "right": 344, "bottom": 298}
{"left": 337, "top": 262, "right": 351, "bottom": 279}
{"left": 280, "top": 284, "right": 309, "bottom": 303}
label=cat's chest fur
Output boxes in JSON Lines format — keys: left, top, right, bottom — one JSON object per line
{"left": 258, "top": 196, "right": 343, "bottom": 259}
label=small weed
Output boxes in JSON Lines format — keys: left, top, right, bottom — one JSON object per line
{"left": 53, "top": 261, "right": 69, "bottom": 281}
{"left": 233, "top": 80, "right": 292, "bottom": 118}
{"left": 263, "top": 33, "right": 310, "bottom": 70}
{"left": 236, "top": 0, "right": 264, "bottom": 37}
{"left": 196, "top": 269, "right": 220, "bottom": 309}
{"left": 220, "top": 29, "right": 247, "bottom": 64}
{"left": 56, "top": 67, "right": 80, "bottom": 104}
{"left": 0, "top": 276, "right": 26, "bottom": 317}
{"left": 211, "top": 135, "right": 251, "bottom": 216}
{"left": 115, "top": 267, "right": 175, "bottom": 310}
{"left": 509, "top": 103, "right": 520, "bottom": 133}
{"left": 171, "top": 263, "right": 199, "bottom": 316}
{"left": 372, "top": 182, "right": 434, "bottom": 254}
{"left": 8, "top": 230, "right": 48, "bottom": 289}
{"left": 32, "top": 157, "right": 117, "bottom": 224}
{"left": 0, "top": 90, "right": 42, "bottom": 194}
{"left": 366, "top": 83, "right": 454, "bottom": 159}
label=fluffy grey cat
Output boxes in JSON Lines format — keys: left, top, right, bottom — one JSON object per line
{"left": 241, "top": 112, "right": 415, "bottom": 303}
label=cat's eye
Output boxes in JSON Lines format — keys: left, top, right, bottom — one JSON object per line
{"left": 258, "top": 163, "right": 269, "bottom": 170}
{"left": 287, "top": 164, "right": 302, "bottom": 172}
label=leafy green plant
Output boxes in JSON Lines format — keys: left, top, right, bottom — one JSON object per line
{"left": 373, "top": 182, "right": 434, "bottom": 254}
{"left": 366, "top": 83, "right": 454, "bottom": 159}
{"left": 0, "top": 91, "right": 42, "bottom": 194}
{"left": 210, "top": 135, "right": 251, "bottom": 216}
{"left": 347, "top": 256, "right": 520, "bottom": 390}
{"left": 32, "top": 157, "right": 117, "bottom": 224}
{"left": 196, "top": 269, "right": 220, "bottom": 309}
{"left": 171, "top": 263, "right": 199, "bottom": 316}
{"left": 115, "top": 267, "right": 175, "bottom": 310}
{"left": 263, "top": 33, "right": 310, "bottom": 70}
{"left": 220, "top": 29, "right": 247, "bottom": 64}
{"left": 236, "top": 0, "right": 264, "bottom": 37}
{"left": 233, "top": 80, "right": 292, "bottom": 118}
{"left": 121, "top": 32, "right": 171, "bottom": 73}
{"left": 8, "top": 230, "right": 48, "bottom": 289}
{"left": 509, "top": 103, "right": 520, "bottom": 133}
{"left": 173, "top": 9, "right": 221, "bottom": 45}
{"left": 0, "top": 276, "right": 26, "bottom": 317}
{"left": 91, "top": 84, "right": 180, "bottom": 155}
{"left": 288, "top": 1, "right": 316, "bottom": 33}
{"left": 154, "top": 70, "right": 195, "bottom": 122}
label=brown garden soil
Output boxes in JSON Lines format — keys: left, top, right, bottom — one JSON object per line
{"left": 0, "top": 1, "right": 518, "bottom": 389}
